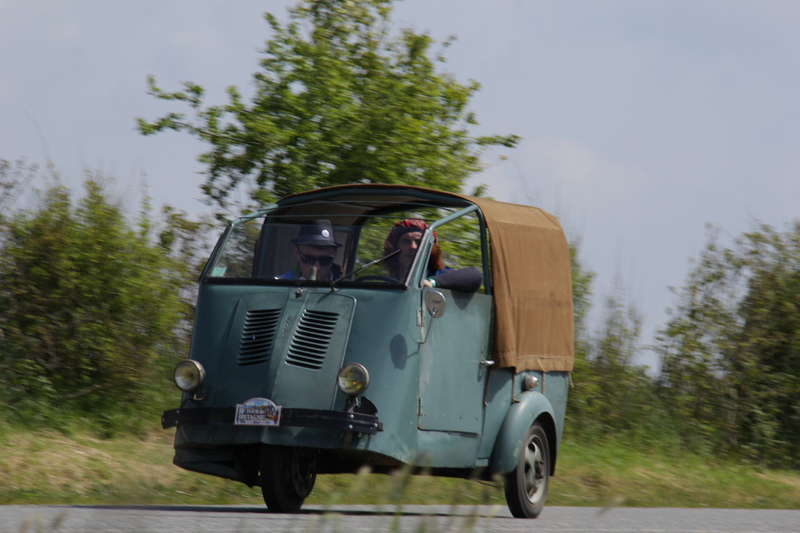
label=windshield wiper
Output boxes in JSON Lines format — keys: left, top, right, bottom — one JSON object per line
{"left": 331, "top": 249, "right": 400, "bottom": 289}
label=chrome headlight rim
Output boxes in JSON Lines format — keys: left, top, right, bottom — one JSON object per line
{"left": 174, "top": 359, "right": 206, "bottom": 393}
{"left": 337, "top": 363, "right": 370, "bottom": 397}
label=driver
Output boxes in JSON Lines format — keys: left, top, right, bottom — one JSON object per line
{"left": 383, "top": 219, "right": 482, "bottom": 292}
{"left": 280, "top": 219, "right": 343, "bottom": 281}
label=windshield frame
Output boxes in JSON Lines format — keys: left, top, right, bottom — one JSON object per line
{"left": 200, "top": 201, "right": 488, "bottom": 293}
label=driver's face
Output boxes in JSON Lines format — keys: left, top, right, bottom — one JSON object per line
{"left": 294, "top": 244, "right": 336, "bottom": 280}
{"left": 398, "top": 231, "right": 423, "bottom": 271}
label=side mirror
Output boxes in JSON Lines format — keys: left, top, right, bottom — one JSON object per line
{"left": 424, "top": 289, "right": 446, "bottom": 319}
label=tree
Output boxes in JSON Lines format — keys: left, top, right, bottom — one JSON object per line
{"left": 588, "top": 280, "right": 653, "bottom": 434}
{"left": 0, "top": 176, "right": 190, "bottom": 421}
{"left": 569, "top": 239, "right": 595, "bottom": 346}
{"left": 565, "top": 239, "right": 600, "bottom": 430}
{"left": 735, "top": 224, "right": 800, "bottom": 463}
{"left": 0, "top": 158, "right": 38, "bottom": 217}
{"left": 657, "top": 221, "right": 800, "bottom": 466}
{"left": 567, "top": 263, "right": 655, "bottom": 438}
{"left": 656, "top": 225, "right": 741, "bottom": 451}
{"left": 137, "top": 0, "right": 518, "bottom": 216}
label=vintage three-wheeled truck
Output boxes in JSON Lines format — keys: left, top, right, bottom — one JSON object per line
{"left": 161, "top": 184, "right": 573, "bottom": 518}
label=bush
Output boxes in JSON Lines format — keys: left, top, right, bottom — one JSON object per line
{"left": 0, "top": 176, "right": 194, "bottom": 431}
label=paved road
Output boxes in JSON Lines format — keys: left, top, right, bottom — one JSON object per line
{"left": 3, "top": 505, "right": 800, "bottom": 532}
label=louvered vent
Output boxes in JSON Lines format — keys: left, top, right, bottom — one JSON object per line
{"left": 238, "top": 309, "right": 282, "bottom": 366}
{"left": 286, "top": 310, "right": 339, "bottom": 370}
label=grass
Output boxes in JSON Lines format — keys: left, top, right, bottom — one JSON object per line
{"left": 1, "top": 420, "right": 799, "bottom": 509}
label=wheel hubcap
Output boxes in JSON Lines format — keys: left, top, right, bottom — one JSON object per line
{"left": 523, "top": 438, "right": 545, "bottom": 503}
{"left": 286, "top": 448, "right": 316, "bottom": 497}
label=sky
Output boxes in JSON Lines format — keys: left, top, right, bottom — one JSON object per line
{"left": 2, "top": 0, "right": 799, "bottom": 371}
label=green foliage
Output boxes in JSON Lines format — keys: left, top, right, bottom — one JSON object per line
{"left": 589, "top": 283, "right": 647, "bottom": 432}
{"left": 657, "top": 221, "right": 800, "bottom": 466}
{"left": 138, "top": 0, "right": 518, "bottom": 216}
{"left": 0, "top": 175, "right": 195, "bottom": 427}
{"left": 566, "top": 243, "right": 670, "bottom": 445}
{"left": 566, "top": 241, "right": 596, "bottom": 430}
{"left": 436, "top": 210, "right": 484, "bottom": 271}
{"left": 566, "top": 241, "right": 597, "bottom": 429}
{"left": 0, "top": 158, "right": 37, "bottom": 215}
{"left": 569, "top": 283, "right": 659, "bottom": 438}
{"left": 569, "top": 239, "right": 595, "bottom": 343}
{"left": 211, "top": 218, "right": 263, "bottom": 278}
{"left": 352, "top": 206, "right": 485, "bottom": 281}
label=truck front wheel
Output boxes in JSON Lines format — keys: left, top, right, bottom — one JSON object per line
{"left": 503, "top": 421, "right": 550, "bottom": 518}
{"left": 260, "top": 445, "right": 317, "bottom": 513}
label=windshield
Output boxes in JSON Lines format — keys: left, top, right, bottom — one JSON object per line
{"left": 206, "top": 208, "right": 485, "bottom": 288}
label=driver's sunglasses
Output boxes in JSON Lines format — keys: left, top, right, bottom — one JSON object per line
{"left": 299, "top": 252, "right": 335, "bottom": 267}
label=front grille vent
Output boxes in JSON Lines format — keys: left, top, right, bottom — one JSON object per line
{"left": 238, "top": 309, "right": 282, "bottom": 366}
{"left": 286, "top": 310, "right": 339, "bottom": 370}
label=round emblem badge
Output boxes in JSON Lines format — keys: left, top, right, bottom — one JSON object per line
{"left": 321, "top": 229, "right": 330, "bottom": 238}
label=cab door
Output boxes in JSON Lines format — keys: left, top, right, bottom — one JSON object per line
{"left": 417, "top": 288, "right": 493, "bottom": 434}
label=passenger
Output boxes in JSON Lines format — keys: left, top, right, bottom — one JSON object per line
{"left": 384, "top": 219, "right": 483, "bottom": 292}
{"left": 280, "top": 219, "right": 343, "bottom": 281}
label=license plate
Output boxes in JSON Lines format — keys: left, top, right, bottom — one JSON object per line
{"left": 234, "top": 397, "right": 282, "bottom": 426}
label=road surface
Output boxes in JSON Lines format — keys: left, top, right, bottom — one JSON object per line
{"left": 4, "top": 505, "right": 800, "bottom": 532}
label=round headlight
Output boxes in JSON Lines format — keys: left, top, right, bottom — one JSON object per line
{"left": 174, "top": 359, "right": 206, "bottom": 393}
{"left": 337, "top": 363, "right": 370, "bottom": 397}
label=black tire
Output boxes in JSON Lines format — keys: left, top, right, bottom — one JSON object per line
{"left": 503, "top": 421, "right": 550, "bottom": 518}
{"left": 260, "top": 445, "right": 317, "bottom": 513}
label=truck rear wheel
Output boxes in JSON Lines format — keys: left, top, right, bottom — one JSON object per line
{"left": 260, "top": 445, "right": 317, "bottom": 513}
{"left": 503, "top": 421, "right": 550, "bottom": 518}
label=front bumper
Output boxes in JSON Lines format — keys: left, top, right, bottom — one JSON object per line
{"left": 162, "top": 407, "right": 383, "bottom": 435}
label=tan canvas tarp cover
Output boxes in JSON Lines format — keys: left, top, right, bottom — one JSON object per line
{"left": 279, "top": 184, "right": 574, "bottom": 373}
{"left": 468, "top": 196, "right": 574, "bottom": 372}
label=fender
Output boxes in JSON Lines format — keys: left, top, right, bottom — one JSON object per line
{"left": 490, "top": 390, "right": 557, "bottom": 475}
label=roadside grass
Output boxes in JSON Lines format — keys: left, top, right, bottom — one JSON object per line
{"left": 550, "top": 435, "right": 800, "bottom": 509}
{"left": 1, "top": 419, "right": 799, "bottom": 509}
